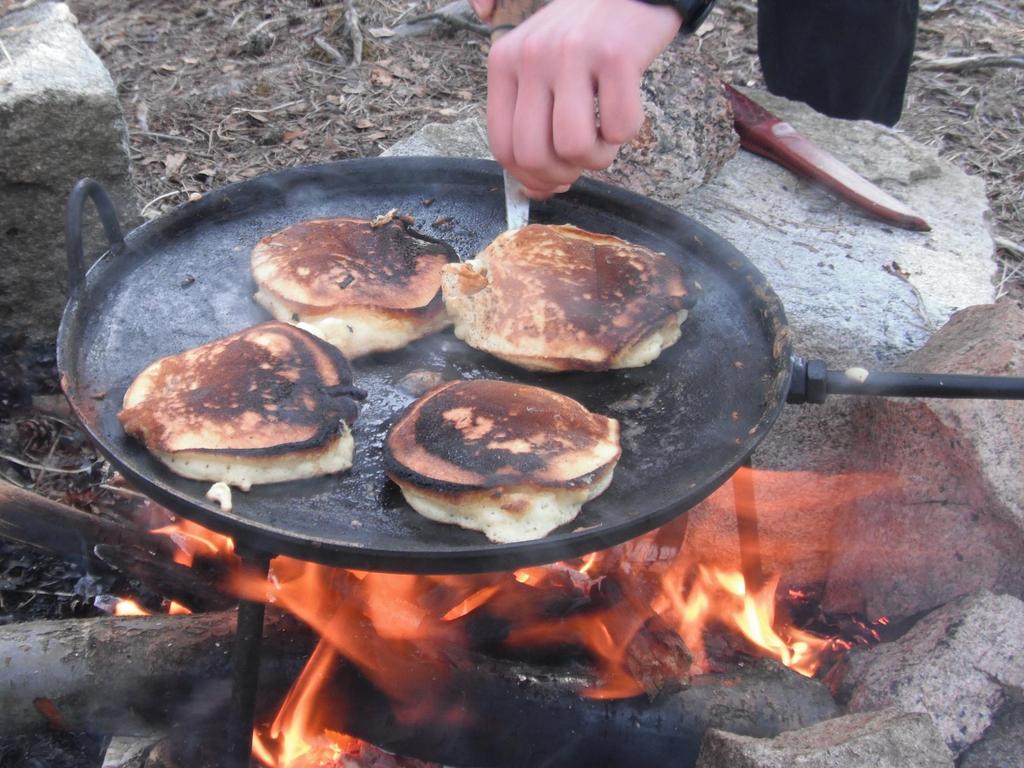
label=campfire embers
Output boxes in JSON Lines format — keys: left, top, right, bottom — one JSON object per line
{"left": 104, "top": 470, "right": 885, "bottom": 768}
{"left": 235, "top": 556, "right": 875, "bottom": 768}
{"left": 0, "top": 470, "right": 894, "bottom": 768}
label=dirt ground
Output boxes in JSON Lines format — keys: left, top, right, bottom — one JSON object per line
{"left": 58, "top": 0, "right": 1024, "bottom": 292}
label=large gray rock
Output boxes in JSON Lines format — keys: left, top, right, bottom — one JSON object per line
{"left": 0, "top": 2, "right": 137, "bottom": 340}
{"left": 691, "top": 89, "right": 994, "bottom": 366}
{"left": 958, "top": 702, "right": 1024, "bottom": 768}
{"left": 383, "top": 116, "right": 489, "bottom": 159}
{"left": 680, "top": 90, "right": 996, "bottom": 585}
{"left": 838, "top": 591, "right": 1024, "bottom": 755}
{"left": 825, "top": 301, "right": 1024, "bottom": 617}
{"left": 696, "top": 709, "right": 953, "bottom": 768}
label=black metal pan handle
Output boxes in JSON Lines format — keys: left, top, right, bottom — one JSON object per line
{"left": 788, "top": 356, "right": 1024, "bottom": 404}
{"left": 65, "top": 178, "right": 125, "bottom": 298}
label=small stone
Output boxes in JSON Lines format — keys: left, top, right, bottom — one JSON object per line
{"left": 838, "top": 591, "right": 1024, "bottom": 755}
{"left": 696, "top": 708, "right": 953, "bottom": 768}
{"left": 382, "top": 116, "right": 489, "bottom": 160}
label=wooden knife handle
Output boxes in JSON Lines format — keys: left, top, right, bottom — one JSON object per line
{"left": 490, "top": 0, "right": 546, "bottom": 38}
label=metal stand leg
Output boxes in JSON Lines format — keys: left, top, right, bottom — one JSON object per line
{"left": 734, "top": 455, "right": 764, "bottom": 593}
{"left": 225, "top": 549, "right": 272, "bottom": 768}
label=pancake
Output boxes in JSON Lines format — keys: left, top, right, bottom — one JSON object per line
{"left": 118, "top": 321, "right": 365, "bottom": 488}
{"left": 385, "top": 379, "right": 621, "bottom": 543}
{"left": 252, "top": 216, "right": 459, "bottom": 358}
{"left": 441, "top": 224, "right": 692, "bottom": 372}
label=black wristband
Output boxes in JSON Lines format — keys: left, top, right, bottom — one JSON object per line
{"left": 633, "top": 0, "right": 717, "bottom": 34}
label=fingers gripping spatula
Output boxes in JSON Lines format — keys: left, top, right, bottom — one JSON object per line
{"left": 490, "top": 0, "right": 546, "bottom": 231}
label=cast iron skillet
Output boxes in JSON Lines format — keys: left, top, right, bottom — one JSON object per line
{"left": 58, "top": 157, "right": 792, "bottom": 574}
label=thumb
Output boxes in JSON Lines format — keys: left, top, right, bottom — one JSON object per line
{"left": 468, "top": 0, "right": 496, "bottom": 22}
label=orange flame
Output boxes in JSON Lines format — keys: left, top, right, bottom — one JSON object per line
{"left": 113, "top": 599, "right": 150, "bottom": 616}
{"left": 657, "top": 564, "right": 838, "bottom": 676}
{"left": 253, "top": 641, "right": 346, "bottom": 766}
{"left": 107, "top": 468, "right": 896, "bottom": 766}
{"left": 151, "top": 519, "right": 235, "bottom": 567}
{"left": 442, "top": 585, "right": 501, "bottom": 621}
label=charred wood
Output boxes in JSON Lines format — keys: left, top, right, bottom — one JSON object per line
{"left": 322, "top": 656, "right": 838, "bottom": 768}
{"left": 0, "top": 483, "right": 168, "bottom": 569}
{"left": 0, "top": 606, "right": 837, "bottom": 768}
{"left": 0, "top": 484, "right": 231, "bottom": 609}
{"left": 624, "top": 617, "right": 693, "bottom": 696}
{"left": 93, "top": 543, "right": 235, "bottom": 613}
{"left": 0, "top": 610, "right": 314, "bottom": 737}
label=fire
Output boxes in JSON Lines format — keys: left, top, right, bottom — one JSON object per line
{"left": 110, "top": 468, "right": 895, "bottom": 767}
{"left": 441, "top": 585, "right": 501, "bottom": 621}
{"left": 656, "top": 564, "right": 839, "bottom": 676}
{"left": 253, "top": 642, "right": 346, "bottom": 767}
{"left": 112, "top": 598, "right": 192, "bottom": 616}
{"left": 151, "top": 518, "right": 235, "bottom": 567}
{"left": 113, "top": 598, "right": 150, "bottom": 616}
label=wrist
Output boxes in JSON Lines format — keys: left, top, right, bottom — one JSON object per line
{"left": 631, "top": 0, "right": 716, "bottom": 34}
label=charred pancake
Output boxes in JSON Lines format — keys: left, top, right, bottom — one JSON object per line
{"left": 118, "top": 322, "right": 365, "bottom": 488}
{"left": 441, "top": 224, "right": 692, "bottom": 372}
{"left": 252, "top": 216, "right": 459, "bottom": 358}
{"left": 385, "top": 380, "right": 621, "bottom": 543}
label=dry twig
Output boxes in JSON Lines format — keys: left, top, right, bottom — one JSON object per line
{"left": 0, "top": 453, "right": 92, "bottom": 475}
{"left": 995, "top": 236, "right": 1024, "bottom": 259}
{"left": 344, "top": 0, "right": 363, "bottom": 65}
{"left": 141, "top": 189, "right": 186, "bottom": 215}
{"left": 921, "top": 0, "right": 955, "bottom": 15}
{"left": 313, "top": 34, "right": 346, "bottom": 64}
{"left": 915, "top": 54, "right": 1024, "bottom": 72}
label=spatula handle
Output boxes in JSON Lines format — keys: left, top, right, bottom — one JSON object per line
{"left": 490, "top": 0, "right": 546, "bottom": 37}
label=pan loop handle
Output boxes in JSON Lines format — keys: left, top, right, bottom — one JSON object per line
{"left": 65, "top": 178, "right": 125, "bottom": 298}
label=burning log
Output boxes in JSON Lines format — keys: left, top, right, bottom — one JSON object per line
{"left": 320, "top": 655, "right": 839, "bottom": 768}
{"left": 624, "top": 616, "right": 693, "bottom": 695}
{"left": 0, "top": 609, "right": 315, "bottom": 738}
{"left": 93, "top": 543, "right": 236, "bottom": 613}
{"left": 0, "top": 484, "right": 233, "bottom": 609}
{"left": 0, "top": 482, "right": 163, "bottom": 569}
{"left": 0, "top": 605, "right": 836, "bottom": 768}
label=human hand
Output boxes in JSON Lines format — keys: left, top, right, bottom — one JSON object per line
{"left": 470, "top": 0, "right": 681, "bottom": 198}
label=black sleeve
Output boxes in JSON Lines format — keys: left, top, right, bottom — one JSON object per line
{"left": 757, "top": 0, "right": 919, "bottom": 126}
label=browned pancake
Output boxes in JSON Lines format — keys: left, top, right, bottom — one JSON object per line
{"left": 385, "top": 380, "right": 620, "bottom": 492}
{"left": 252, "top": 217, "right": 459, "bottom": 357}
{"left": 385, "top": 379, "right": 620, "bottom": 542}
{"left": 118, "top": 322, "right": 364, "bottom": 485}
{"left": 441, "top": 224, "right": 693, "bottom": 372}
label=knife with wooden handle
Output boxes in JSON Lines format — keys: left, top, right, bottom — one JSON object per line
{"left": 490, "top": 0, "right": 546, "bottom": 231}
{"left": 723, "top": 84, "right": 930, "bottom": 232}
